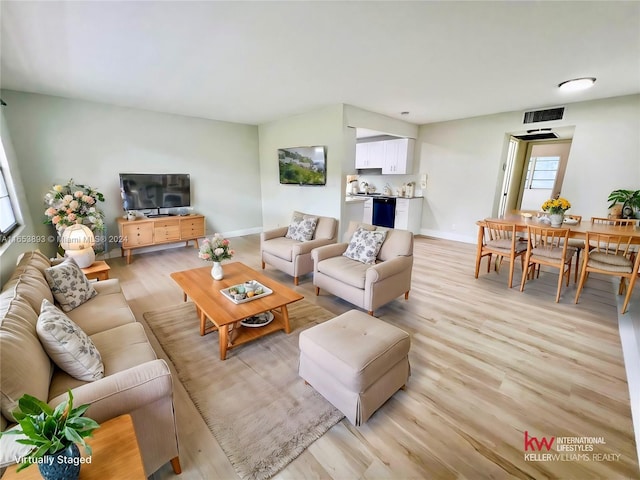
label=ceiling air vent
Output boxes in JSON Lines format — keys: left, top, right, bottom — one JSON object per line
{"left": 523, "top": 107, "right": 565, "bottom": 124}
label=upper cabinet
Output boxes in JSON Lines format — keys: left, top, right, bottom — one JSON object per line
{"left": 355, "top": 138, "right": 415, "bottom": 174}
{"left": 355, "top": 141, "right": 384, "bottom": 169}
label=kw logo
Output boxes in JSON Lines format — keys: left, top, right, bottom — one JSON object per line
{"left": 524, "top": 431, "right": 555, "bottom": 451}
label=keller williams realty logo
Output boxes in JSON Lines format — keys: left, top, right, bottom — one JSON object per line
{"left": 524, "top": 431, "right": 555, "bottom": 451}
{"left": 522, "top": 431, "right": 619, "bottom": 462}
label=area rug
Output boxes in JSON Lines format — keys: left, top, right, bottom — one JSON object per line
{"left": 143, "top": 300, "right": 344, "bottom": 480}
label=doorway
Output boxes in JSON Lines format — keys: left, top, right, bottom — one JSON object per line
{"left": 498, "top": 137, "right": 573, "bottom": 216}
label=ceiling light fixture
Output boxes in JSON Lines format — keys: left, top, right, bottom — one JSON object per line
{"left": 558, "top": 77, "right": 596, "bottom": 92}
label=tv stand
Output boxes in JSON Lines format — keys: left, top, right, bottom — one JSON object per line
{"left": 117, "top": 215, "right": 205, "bottom": 264}
{"left": 146, "top": 213, "right": 173, "bottom": 218}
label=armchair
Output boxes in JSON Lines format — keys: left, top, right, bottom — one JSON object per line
{"left": 261, "top": 211, "right": 338, "bottom": 285}
{"left": 312, "top": 221, "right": 414, "bottom": 315}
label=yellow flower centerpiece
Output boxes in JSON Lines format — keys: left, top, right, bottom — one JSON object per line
{"left": 541, "top": 197, "right": 571, "bottom": 227}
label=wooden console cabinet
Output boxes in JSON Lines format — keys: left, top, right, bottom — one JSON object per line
{"left": 117, "top": 215, "right": 205, "bottom": 264}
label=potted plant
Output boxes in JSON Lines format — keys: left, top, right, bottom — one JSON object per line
{"left": 541, "top": 197, "right": 572, "bottom": 227}
{"left": 607, "top": 189, "right": 640, "bottom": 219}
{"left": 1, "top": 390, "right": 99, "bottom": 479}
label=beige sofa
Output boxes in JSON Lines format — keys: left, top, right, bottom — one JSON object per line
{"left": 0, "top": 251, "right": 180, "bottom": 476}
{"left": 312, "top": 222, "right": 414, "bottom": 315}
{"left": 261, "top": 212, "right": 338, "bottom": 285}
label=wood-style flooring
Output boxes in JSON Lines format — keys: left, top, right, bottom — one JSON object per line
{"left": 106, "top": 235, "right": 639, "bottom": 480}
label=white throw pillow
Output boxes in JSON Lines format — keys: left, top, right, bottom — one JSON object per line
{"left": 343, "top": 228, "right": 387, "bottom": 264}
{"left": 285, "top": 212, "right": 319, "bottom": 242}
{"left": 44, "top": 257, "right": 97, "bottom": 312}
{"left": 37, "top": 299, "right": 104, "bottom": 382}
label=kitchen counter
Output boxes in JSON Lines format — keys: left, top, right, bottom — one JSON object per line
{"left": 345, "top": 194, "right": 423, "bottom": 201}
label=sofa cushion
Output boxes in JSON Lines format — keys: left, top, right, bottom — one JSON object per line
{"left": 66, "top": 279, "right": 137, "bottom": 336}
{"left": 0, "top": 295, "right": 53, "bottom": 421}
{"left": 3, "top": 266, "right": 54, "bottom": 314}
{"left": 343, "top": 228, "right": 387, "bottom": 264}
{"left": 285, "top": 212, "right": 319, "bottom": 242}
{"left": 44, "top": 257, "right": 97, "bottom": 312}
{"left": 48, "top": 322, "right": 157, "bottom": 399}
{"left": 16, "top": 250, "right": 52, "bottom": 274}
{"left": 37, "top": 299, "right": 104, "bottom": 382}
{"left": 317, "top": 256, "right": 371, "bottom": 289}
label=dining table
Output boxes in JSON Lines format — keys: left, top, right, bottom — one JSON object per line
{"left": 476, "top": 213, "right": 640, "bottom": 274}
{"left": 477, "top": 213, "right": 640, "bottom": 242}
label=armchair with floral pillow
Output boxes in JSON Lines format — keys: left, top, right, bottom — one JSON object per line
{"left": 261, "top": 211, "right": 338, "bottom": 285}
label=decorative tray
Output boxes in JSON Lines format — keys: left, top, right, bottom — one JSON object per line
{"left": 241, "top": 311, "right": 275, "bottom": 328}
{"left": 220, "top": 280, "right": 273, "bottom": 304}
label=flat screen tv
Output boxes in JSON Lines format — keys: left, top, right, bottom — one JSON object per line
{"left": 119, "top": 173, "right": 191, "bottom": 211}
{"left": 278, "top": 146, "right": 327, "bottom": 185}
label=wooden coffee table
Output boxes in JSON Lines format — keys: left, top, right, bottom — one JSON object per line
{"left": 170, "top": 262, "right": 304, "bottom": 360}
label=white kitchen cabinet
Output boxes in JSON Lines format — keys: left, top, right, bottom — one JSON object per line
{"left": 363, "top": 198, "right": 373, "bottom": 224}
{"left": 382, "top": 138, "right": 415, "bottom": 174}
{"left": 355, "top": 141, "right": 384, "bottom": 169}
{"left": 394, "top": 197, "right": 422, "bottom": 234}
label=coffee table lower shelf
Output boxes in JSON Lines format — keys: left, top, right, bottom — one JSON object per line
{"left": 199, "top": 305, "right": 291, "bottom": 360}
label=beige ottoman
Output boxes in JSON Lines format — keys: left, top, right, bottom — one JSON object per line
{"left": 299, "top": 309, "right": 411, "bottom": 426}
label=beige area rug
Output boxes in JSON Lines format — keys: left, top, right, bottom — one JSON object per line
{"left": 143, "top": 300, "right": 344, "bottom": 480}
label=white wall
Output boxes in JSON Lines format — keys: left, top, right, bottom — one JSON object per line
{"left": 258, "top": 105, "right": 346, "bottom": 230}
{"left": 0, "top": 90, "right": 262, "bottom": 258}
{"left": 0, "top": 108, "right": 38, "bottom": 284}
{"left": 418, "top": 94, "right": 640, "bottom": 242}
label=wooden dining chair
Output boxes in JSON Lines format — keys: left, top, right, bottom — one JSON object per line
{"left": 520, "top": 225, "right": 576, "bottom": 302}
{"left": 590, "top": 216, "right": 639, "bottom": 256}
{"left": 591, "top": 217, "right": 639, "bottom": 226}
{"left": 564, "top": 214, "right": 584, "bottom": 282}
{"left": 575, "top": 231, "right": 640, "bottom": 314}
{"left": 475, "top": 220, "right": 527, "bottom": 288}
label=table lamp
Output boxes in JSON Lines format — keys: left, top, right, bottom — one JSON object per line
{"left": 60, "top": 224, "right": 96, "bottom": 268}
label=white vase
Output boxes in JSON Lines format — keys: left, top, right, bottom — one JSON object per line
{"left": 549, "top": 213, "right": 564, "bottom": 227}
{"left": 211, "top": 261, "right": 224, "bottom": 280}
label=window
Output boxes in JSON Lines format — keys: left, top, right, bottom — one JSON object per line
{"left": 524, "top": 156, "right": 560, "bottom": 189}
{"left": 0, "top": 168, "right": 18, "bottom": 242}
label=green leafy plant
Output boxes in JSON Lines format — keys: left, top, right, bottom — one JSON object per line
{"left": 0, "top": 390, "right": 99, "bottom": 471}
{"left": 607, "top": 189, "right": 640, "bottom": 210}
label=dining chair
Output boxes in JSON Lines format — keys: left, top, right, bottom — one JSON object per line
{"left": 564, "top": 214, "right": 584, "bottom": 282}
{"left": 591, "top": 217, "right": 639, "bottom": 226}
{"left": 475, "top": 220, "right": 527, "bottom": 288}
{"left": 520, "top": 226, "right": 576, "bottom": 302}
{"left": 574, "top": 231, "right": 640, "bottom": 314}
{"left": 590, "top": 216, "right": 639, "bottom": 256}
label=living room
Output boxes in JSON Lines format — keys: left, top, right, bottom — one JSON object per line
{"left": 1, "top": 1, "right": 639, "bottom": 479}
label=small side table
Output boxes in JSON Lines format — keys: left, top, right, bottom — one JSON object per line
{"left": 81, "top": 261, "right": 111, "bottom": 281}
{"left": 1, "top": 414, "right": 146, "bottom": 479}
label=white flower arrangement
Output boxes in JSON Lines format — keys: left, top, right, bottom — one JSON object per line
{"left": 44, "top": 179, "right": 105, "bottom": 233}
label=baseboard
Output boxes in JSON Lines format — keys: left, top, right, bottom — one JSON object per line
{"left": 419, "top": 228, "right": 476, "bottom": 244}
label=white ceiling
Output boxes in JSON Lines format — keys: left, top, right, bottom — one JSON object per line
{"left": 1, "top": 1, "right": 639, "bottom": 126}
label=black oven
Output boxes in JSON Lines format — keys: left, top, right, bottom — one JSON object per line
{"left": 372, "top": 197, "right": 396, "bottom": 228}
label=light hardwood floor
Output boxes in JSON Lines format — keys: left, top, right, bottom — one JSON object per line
{"left": 106, "top": 235, "right": 639, "bottom": 480}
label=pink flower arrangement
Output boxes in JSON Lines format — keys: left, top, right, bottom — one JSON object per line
{"left": 199, "top": 233, "right": 234, "bottom": 262}
{"left": 44, "top": 179, "right": 105, "bottom": 232}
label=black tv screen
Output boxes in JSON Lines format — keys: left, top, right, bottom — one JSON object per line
{"left": 278, "top": 146, "right": 327, "bottom": 185}
{"left": 119, "top": 173, "right": 191, "bottom": 210}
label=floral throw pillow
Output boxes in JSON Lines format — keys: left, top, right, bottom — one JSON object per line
{"left": 343, "top": 228, "right": 388, "bottom": 264}
{"left": 44, "top": 257, "right": 97, "bottom": 312}
{"left": 285, "top": 212, "right": 319, "bottom": 242}
{"left": 36, "top": 299, "right": 104, "bottom": 381}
